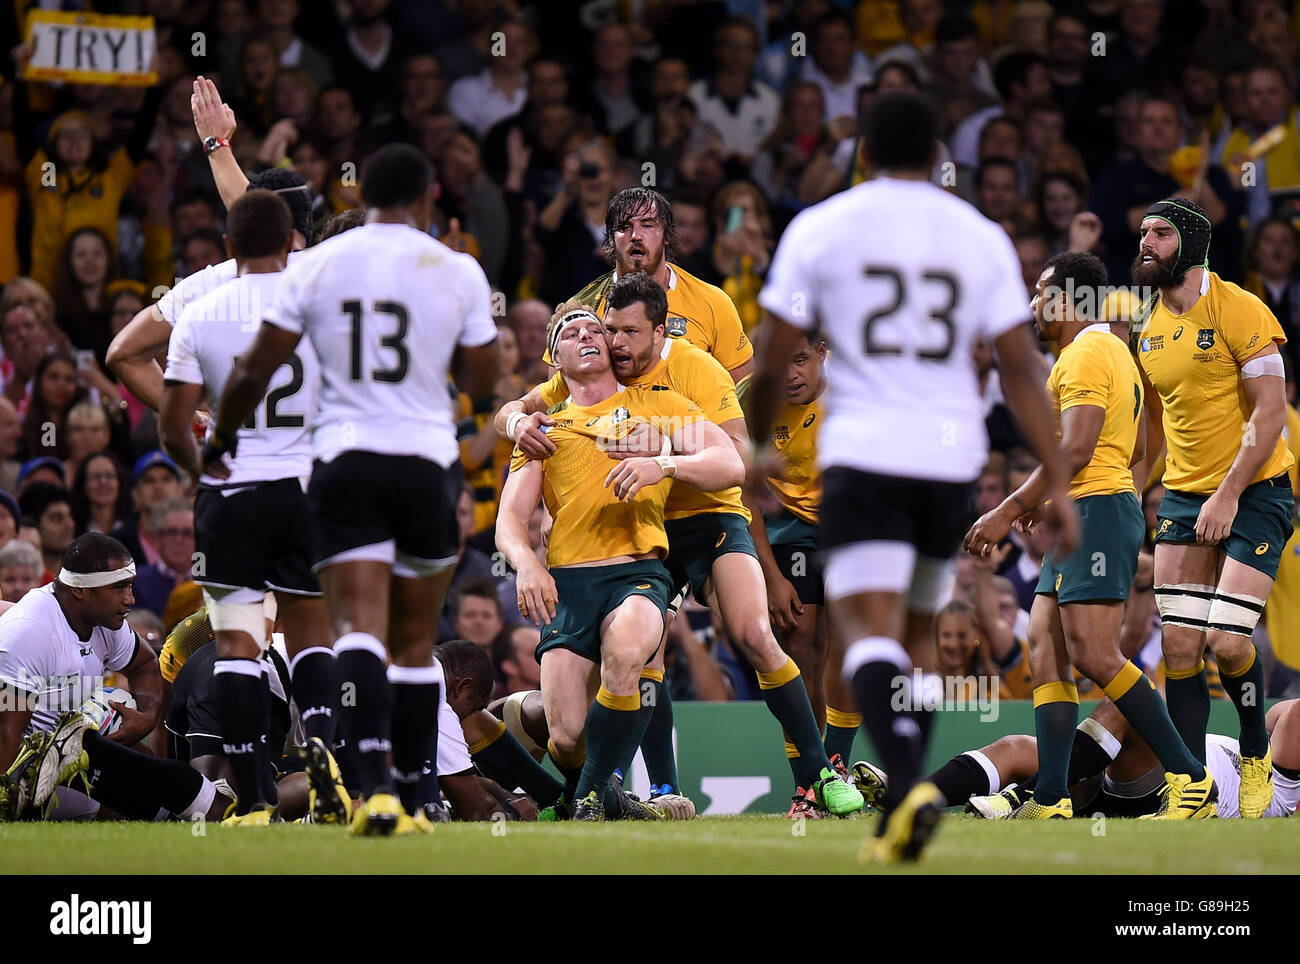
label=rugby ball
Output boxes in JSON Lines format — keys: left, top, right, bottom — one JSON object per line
{"left": 79, "top": 686, "right": 137, "bottom": 735}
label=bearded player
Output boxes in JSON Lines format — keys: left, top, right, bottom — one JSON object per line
{"left": 1132, "top": 198, "right": 1295, "bottom": 818}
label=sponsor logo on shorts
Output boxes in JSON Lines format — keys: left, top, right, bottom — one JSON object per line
{"left": 635, "top": 583, "right": 652, "bottom": 590}
{"left": 1196, "top": 328, "right": 1215, "bottom": 350}
{"left": 1157, "top": 519, "right": 1172, "bottom": 537}
{"left": 715, "top": 532, "right": 727, "bottom": 548}
{"left": 1256, "top": 542, "right": 1269, "bottom": 555}
{"left": 1055, "top": 573, "right": 1063, "bottom": 591}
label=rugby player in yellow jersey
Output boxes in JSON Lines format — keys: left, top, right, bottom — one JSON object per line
{"left": 744, "top": 332, "right": 868, "bottom": 810}
{"left": 498, "top": 276, "right": 866, "bottom": 816}
{"left": 567, "top": 187, "right": 754, "bottom": 386}
{"left": 1131, "top": 198, "right": 1295, "bottom": 819}
{"left": 966, "top": 252, "right": 1214, "bottom": 819}
{"left": 495, "top": 301, "right": 745, "bottom": 820}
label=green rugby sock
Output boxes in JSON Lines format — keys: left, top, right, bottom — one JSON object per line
{"left": 574, "top": 688, "right": 642, "bottom": 804}
{"left": 1032, "top": 682, "right": 1079, "bottom": 803}
{"left": 824, "top": 705, "right": 861, "bottom": 765}
{"left": 472, "top": 721, "right": 563, "bottom": 807}
{"left": 760, "top": 659, "right": 829, "bottom": 785}
{"left": 1165, "top": 661, "right": 1211, "bottom": 765}
{"left": 1220, "top": 647, "right": 1269, "bottom": 758}
{"left": 1105, "top": 661, "right": 1202, "bottom": 776}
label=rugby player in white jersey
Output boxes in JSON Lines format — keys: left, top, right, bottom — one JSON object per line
{"left": 205, "top": 144, "right": 500, "bottom": 836}
{"left": 159, "top": 189, "right": 348, "bottom": 826}
{"left": 0, "top": 534, "right": 226, "bottom": 823}
{"left": 749, "top": 91, "right": 1079, "bottom": 862}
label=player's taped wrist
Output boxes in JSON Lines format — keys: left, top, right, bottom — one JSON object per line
{"left": 654, "top": 455, "right": 677, "bottom": 478}
{"left": 201, "top": 428, "right": 237, "bottom": 466}
{"left": 506, "top": 411, "right": 526, "bottom": 441}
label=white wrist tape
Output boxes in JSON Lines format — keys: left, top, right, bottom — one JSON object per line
{"left": 1242, "top": 354, "right": 1284, "bottom": 379}
{"left": 57, "top": 564, "right": 136, "bottom": 588}
{"left": 659, "top": 432, "right": 673, "bottom": 456}
{"left": 506, "top": 411, "right": 526, "bottom": 440}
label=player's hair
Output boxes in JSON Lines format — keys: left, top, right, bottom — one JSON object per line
{"left": 454, "top": 579, "right": 502, "bottom": 618}
{"left": 362, "top": 143, "right": 434, "bottom": 209}
{"left": 227, "top": 189, "right": 294, "bottom": 259}
{"left": 545, "top": 299, "right": 597, "bottom": 353}
{"left": 935, "top": 11, "right": 980, "bottom": 44}
{"left": 435, "top": 639, "right": 495, "bottom": 705}
{"left": 18, "top": 481, "right": 71, "bottom": 526}
{"left": 860, "top": 91, "right": 938, "bottom": 172}
{"left": 313, "top": 207, "right": 366, "bottom": 244}
{"left": 607, "top": 272, "right": 668, "bottom": 327}
{"left": 1043, "top": 251, "right": 1108, "bottom": 320}
{"left": 601, "top": 187, "right": 680, "bottom": 265}
{"left": 61, "top": 531, "right": 132, "bottom": 575}
{"left": 246, "top": 168, "right": 314, "bottom": 243}
{"left": 992, "top": 51, "right": 1048, "bottom": 102}
{"left": 0, "top": 538, "right": 42, "bottom": 573}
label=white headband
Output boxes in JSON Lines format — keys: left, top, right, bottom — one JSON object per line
{"left": 57, "top": 563, "right": 136, "bottom": 589}
{"left": 548, "top": 308, "right": 601, "bottom": 358}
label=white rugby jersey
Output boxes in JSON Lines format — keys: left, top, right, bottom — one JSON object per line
{"left": 0, "top": 584, "right": 137, "bottom": 733}
{"left": 156, "top": 251, "right": 310, "bottom": 326}
{"left": 758, "top": 176, "right": 1030, "bottom": 483}
{"left": 166, "top": 271, "right": 318, "bottom": 486}
{"left": 263, "top": 222, "right": 498, "bottom": 466}
{"left": 1205, "top": 733, "right": 1299, "bottom": 819}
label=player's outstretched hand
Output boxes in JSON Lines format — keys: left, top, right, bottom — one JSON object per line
{"left": 192, "top": 75, "right": 235, "bottom": 141}
{"left": 766, "top": 575, "right": 804, "bottom": 633}
{"left": 515, "top": 563, "right": 558, "bottom": 626}
{"left": 1194, "top": 489, "right": 1237, "bottom": 544}
{"left": 963, "top": 505, "right": 1015, "bottom": 557}
{"left": 604, "top": 457, "right": 666, "bottom": 501}
{"left": 515, "top": 412, "right": 556, "bottom": 458}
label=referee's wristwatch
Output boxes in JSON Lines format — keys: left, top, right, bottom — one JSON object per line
{"left": 203, "top": 136, "right": 230, "bottom": 155}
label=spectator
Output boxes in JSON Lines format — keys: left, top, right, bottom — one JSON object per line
{"left": 483, "top": 57, "right": 571, "bottom": 189}
{"left": 17, "top": 481, "right": 74, "bottom": 584}
{"left": 623, "top": 58, "right": 689, "bottom": 160}
{"left": 1178, "top": 56, "right": 1226, "bottom": 148}
{"left": 926, "top": 12, "right": 998, "bottom": 134}
{"left": 706, "top": 181, "right": 774, "bottom": 330}
{"left": 221, "top": 0, "right": 332, "bottom": 96}
{"left": 1221, "top": 64, "right": 1300, "bottom": 227}
{"left": 50, "top": 227, "right": 118, "bottom": 357}
{"left": 19, "top": 351, "right": 86, "bottom": 462}
{"left": 0, "top": 398, "right": 21, "bottom": 492}
{"left": 315, "top": 86, "right": 365, "bottom": 172}
{"left": 65, "top": 401, "right": 119, "bottom": 483}
{"left": 1, "top": 303, "right": 54, "bottom": 415}
{"left": 2, "top": 277, "right": 56, "bottom": 334}
{"left": 228, "top": 36, "right": 280, "bottom": 136}
{"left": 115, "top": 450, "right": 184, "bottom": 567}
{"left": 0, "top": 538, "right": 42, "bottom": 603}
{"left": 751, "top": 82, "right": 836, "bottom": 227}
{"left": 1023, "top": 100, "right": 1067, "bottom": 183}
{"left": 951, "top": 52, "right": 1052, "bottom": 170}
{"left": 688, "top": 18, "right": 780, "bottom": 167}
{"left": 535, "top": 139, "right": 616, "bottom": 308}
{"left": 1038, "top": 171, "right": 1090, "bottom": 254}
{"left": 15, "top": 457, "right": 64, "bottom": 495}
{"left": 581, "top": 22, "right": 649, "bottom": 139}
{"left": 1045, "top": 12, "right": 1106, "bottom": 172}
{"left": 975, "top": 159, "right": 1023, "bottom": 223}
{"left": 271, "top": 68, "right": 319, "bottom": 131}
{"left": 1246, "top": 216, "right": 1300, "bottom": 374}
{"left": 180, "top": 229, "right": 228, "bottom": 277}
{"left": 1015, "top": 234, "right": 1050, "bottom": 298}
{"left": 436, "top": 485, "right": 497, "bottom": 641}
{"left": 670, "top": 190, "right": 715, "bottom": 281}
{"left": 1093, "top": 95, "right": 1237, "bottom": 284}
{"left": 70, "top": 451, "right": 133, "bottom": 536}
{"left": 450, "top": 580, "right": 504, "bottom": 653}
{"left": 370, "top": 54, "right": 447, "bottom": 147}
{"left": 449, "top": 19, "right": 535, "bottom": 137}
{"left": 508, "top": 299, "right": 551, "bottom": 383}
{"left": 802, "top": 10, "right": 876, "bottom": 127}
{"left": 438, "top": 132, "right": 509, "bottom": 285}
{"left": 0, "top": 490, "right": 18, "bottom": 548}
{"left": 133, "top": 497, "right": 194, "bottom": 617}
{"left": 328, "top": 0, "right": 414, "bottom": 117}
{"left": 1090, "top": 0, "right": 1177, "bottom": 109}
{"left": 171, "top": 192, "right": 221, "bottom": 247}
{"left": 493, "top": 624, "right": 541, "bottom": 696}
{"left": 126, "top": 609, "right": 167, "bottom": 656}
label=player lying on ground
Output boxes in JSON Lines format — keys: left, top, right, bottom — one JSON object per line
{"left": 499, "top": 275, "right": 863, "bottom": 817}
{"left": 922, "top": 697, "right": 1300, "bottom": 820}
{"left": 1132, "top": 197, "right": 1295, "bottom": 818}
{"left": 966, "top": 251, "right": 1215, "bottom": 820}
{"left": 495, "top": 298, "right": 748, "bottom": 820}
{"left": 0, "top": 534, "right": 226, "bottom": 823}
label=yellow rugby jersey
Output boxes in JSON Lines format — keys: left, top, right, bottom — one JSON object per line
{"left": 538, "top": 339, "right": 750, "bottom": 522}
{"left": 1265, "top": 525, "right": 1300, "bottom": 671}
{"left": 767, "top": 395, "right": 823, "bottom": 524}
{"left": 1137, "top": 272, "right": 1294, "bottom": 495}
{"left": 158, "top": 608, "right": 215, "bottom": 685}
{"left": 568, "top": 264, "right": 753, "bottom": 375}
{"left": 510, "top": 386, "right": 703, "bottom": 567}
{"left": 1048, "top": 326, "right": 1142, "bottom": 499}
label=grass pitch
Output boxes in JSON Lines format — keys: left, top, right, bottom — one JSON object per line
{"left": 5, "top": 813, "right": 1296, "bottom": 874}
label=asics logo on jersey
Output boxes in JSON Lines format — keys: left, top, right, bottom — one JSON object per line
{"left": 803, "top": 414, "right": 816, "bottom": 428}
{"left": 586, "top": 418, "right": 599, "bottom": 427}
{"left": 1173, "top": 325, "right": 1183, "bottom": 340}
{"left": 1256, "top": 543, "right": 1269, "bottom": 555}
